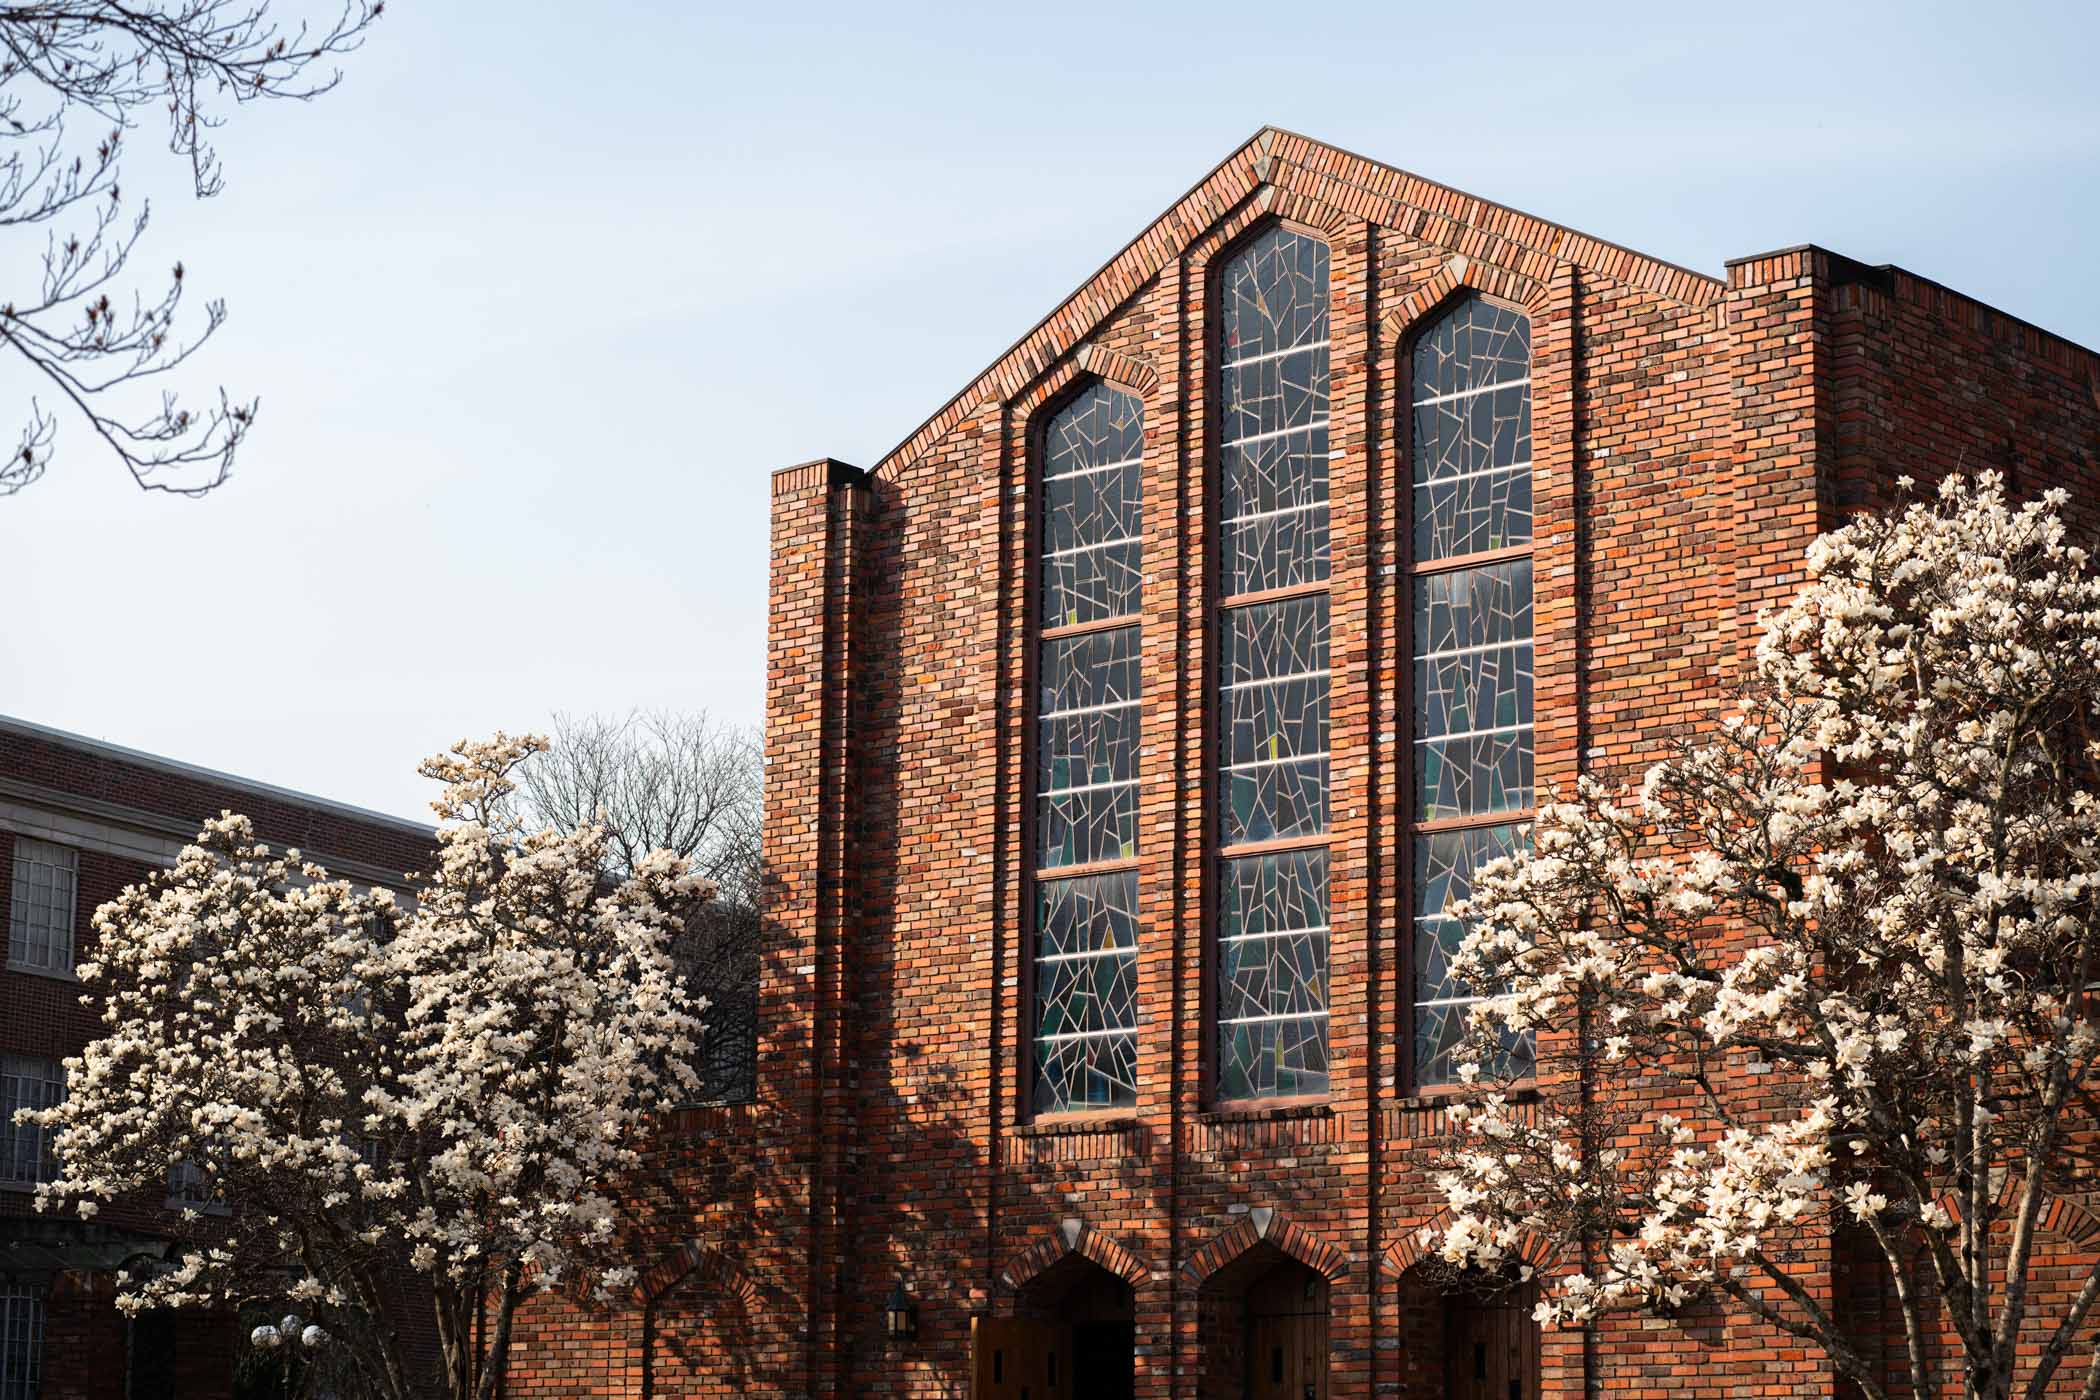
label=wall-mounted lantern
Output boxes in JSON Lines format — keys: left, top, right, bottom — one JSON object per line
{"left": 883, "top": 1282, "right": 918, "bottom": 1342}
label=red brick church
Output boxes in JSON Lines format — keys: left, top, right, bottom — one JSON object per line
{"left": 505, "top": 128, "right": 2100, "bottom": 1399}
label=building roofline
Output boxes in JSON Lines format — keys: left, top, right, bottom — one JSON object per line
{"left": 862, "top": 127, "right": 1274, "bottom": 482}
{"left": 860, "top": 130, "right": 2098, "bottom": 490}
{"left": 0, "top": 713, "right": 436, "bottom": 838}
{"left": 771, "top": 457, "right": 868, "bottom": 495}
{"left": 1260, "top": 124, "right": 1723, "bottom": 294}
{"left": 1727, "top": 243, "right": 2096, "bottom": 362}
{"left": 865, "top": 124, "right": 1731, "bottom": 483}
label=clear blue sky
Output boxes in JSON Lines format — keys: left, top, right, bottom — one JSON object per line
{"left": 4, "top": 0, "right": 2096, "bottom": 822}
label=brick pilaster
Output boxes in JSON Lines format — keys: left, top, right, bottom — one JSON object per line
{"left": 762, "top": 456, "right": 871, "bottom": 1400}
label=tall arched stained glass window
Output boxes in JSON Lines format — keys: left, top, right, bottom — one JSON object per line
{"left": 1032, "top": 382, "right": 1144, "bottom": 1114}
{"left": 1408, "top": 295, "right": 1536, "bottom": 1087}
{"left": 1214, "top": 226, "right": 1332, "bottom": 1101}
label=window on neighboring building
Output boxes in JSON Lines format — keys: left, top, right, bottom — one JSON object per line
{"left": 0, "top": 1055, "right": 63, "bottom": 1188}
{"left": 8, "top": 837, "right": 78, "bottom": 975}
{"left": 0, "top": 1284, "right": 45, "bottom": 1400}
{"left": 1031, "top": 381, "right": 1145, "bottom": 1115}
{"left": 1214, "top": 225, "right": 1333, "bottom": 1101}
{"left": 1408, "top": 294, "right": 1536, "bottom": 1087}
{"left": 165, "top": 1158, "right": 229, "bottom": 1214}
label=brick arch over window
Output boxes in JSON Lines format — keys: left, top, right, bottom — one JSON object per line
{"left": 632, "top": 1239, "right": 760, "bottom": 1309}
{"left": 998, "top": 1217, "right": 1150, "bottom": 1293}
{"left": 1384, "top": 253, "right": 1554, "bottom": 345}
{"left": 1009, "top": 346, "right": 1160, "bottom": 425}
{"left": 1380, "top": 1212, "right": 1555, "bottom": 1281}
{"left": 1181, "top": 1208, "right": 1349, "bottom": 1288}
{"left": 1070, "top": 343, "right": 1159, "bottom": 400}
{"left": 1926, "top": 1186, "right": 2100, "bottom": 1252}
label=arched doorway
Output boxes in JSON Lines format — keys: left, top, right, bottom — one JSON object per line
{"left": 1444, "top": 1281, "right": 1538, "bottom": 1400}
{"left": 1195, "top": 1243, "right": 1331, "bottom": 1400}
{"left": 973, "top": 1254, "right": 1134, "bottom": 1400}
{"left": 1246, "top": 1257, "right": 1329, "bottom": 1400}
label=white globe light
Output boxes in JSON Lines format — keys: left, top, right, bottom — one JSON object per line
{"left": 281, "top": 1314, "right": 302, "bottom": 1336}
{"left": 301, "top": 1325, "right": 329, "bottom": 1348}
{"left": 250, "top": 1325, "right": 281, "bottom": 1349}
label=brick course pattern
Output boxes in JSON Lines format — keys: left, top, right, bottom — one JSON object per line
{"left": 0, "top": 716, "right": 437, "bottom": 1399}
{"left": 503, "top": 127, "right": 2100, "bottom": 1399}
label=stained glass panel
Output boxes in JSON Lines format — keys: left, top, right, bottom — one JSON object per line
{"left": 1414, "top": 644, "right": 1535, "bottom": 744}
{"left": 1219, "top": 851, "right": 1330, "bottom": 1033}
{"left": 1033, "top": 386, "right": 1143, "bottom": 1115}
{"left": 1412, "top": 824, "right": 1526, "bottom": 1003}
{"left": 1220, "top": 227, "right": 1329, "bottom": 362}
{"left": 1038, "top": 626, "right": 1140, "bottom": 720}
{"left": 1413, "top": 822, "right": 1535, "bottom": 1086}
{"left": 1037, "top": 869, "right": 1140, "bottom": 959}
{"left": 1413, "top": 560, "right": 1534, "bottom": 821}
{"left": 1037, "top": 618, "right": 1142, "bottom": 867}
{"left": 1414, "top": 557, "right": 1533, "bottom": 654}
{"left": 1033, "top": 871, "right": 1140, "bottom": 1114}
{"left": 1045, "top": 380, "right": 1145, "bottom": 476}
{"left": 1214, "top": 227, "right": 1333, "bottom": 1101}
{"left": 1220, "top": 227, "right": 1332, "bottom": 595}
{"left": 1414, "top": 462, "right": 1532, "bottom": 561}
{"left": 1411, "top": 385, "right": 1530, "bottom": 483}
{"left": 1221, "top": 431, "right": 1331, "bottom": 520}
{"left": 1221, "top": 434, "right": 1331, "bottom": 597}
{"left": 1044, "top": 462, "right": 1142, "bottom": 557}
{"left": 1412, "top": 296, "right": 1530, "bottom": 400}
{"left": 1224, "top": 593, "right": 1330, "bottom": 684}
{"left": 1408, "top": 295, "right": 1537, "bottom": 1086}
{"left": 1041, "top": 382, "right": 1145, "bottom": 628}
{"left": 1411, "top": 296, "right": 1533, "bottom": 563}
{"left": 1216, "top": 1009, "right": 1330, "bottom": 1101}
{"left": 1220, "top": 596, "right": 1331, "bottom": 844}
{"left": 1220, "top": 354, "right": 1331, "bottom": 444}
{"left": 1043, "top": 541, "right": 1141, "bottom": 631}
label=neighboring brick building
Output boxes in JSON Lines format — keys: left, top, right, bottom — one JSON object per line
{"left": 0, "top": 714, "right": 435, "bottom": 1400}
{"left": 501, "top": 127, "right": 2100, "bottom": 1399}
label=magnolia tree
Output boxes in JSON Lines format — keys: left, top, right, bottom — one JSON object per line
{"left": 24, "top": 735, "right": 712, "bottom": 1400}
{"left": 1433, "top": 474, "right": 2100, "bottom": 1400}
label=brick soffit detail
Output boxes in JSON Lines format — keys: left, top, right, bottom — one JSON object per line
{"left": 870, "top": 125, "right": 1726, "bottom": 485}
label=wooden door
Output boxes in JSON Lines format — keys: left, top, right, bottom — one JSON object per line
{"left": 1247, "top": 1308, "right": 1327, "bottom": 1400}
{"left": 1447, "top": 1292, "right": 1539, "bottom": 1400}
{"left": 971, "top": 1314, "right": 1073, "bottom": 1400}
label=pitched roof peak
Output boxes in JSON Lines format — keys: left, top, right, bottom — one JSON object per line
{"left": 870, "top": 127, "right": 1724, "bottom": 482}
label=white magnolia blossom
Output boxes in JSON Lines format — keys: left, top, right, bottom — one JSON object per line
{"left": 21, "top": 734, "right": 714, "bottom": 1400}
{"left": 1430, "top": 476, "right": 2100, "bottom": 1400}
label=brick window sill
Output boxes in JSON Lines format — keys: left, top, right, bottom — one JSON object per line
{"left": 1197, "top": 1100, "right": 1331, "bottom": 1126}
{"left": 5, "top": 962, "right": 79, "bottom": 985}
{"left": 1386, "top": 1082, "right": 1542, "bottom": 1110}
{"left": 1015, "top": 1113, "right": 1139, "bottom": 1138}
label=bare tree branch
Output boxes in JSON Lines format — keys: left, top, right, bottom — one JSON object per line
{"left": 514, "top": 710, "right": 764, "bottom": 1105}
{"left": 0, "top": 1, "right": 381, "bottom": 495}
